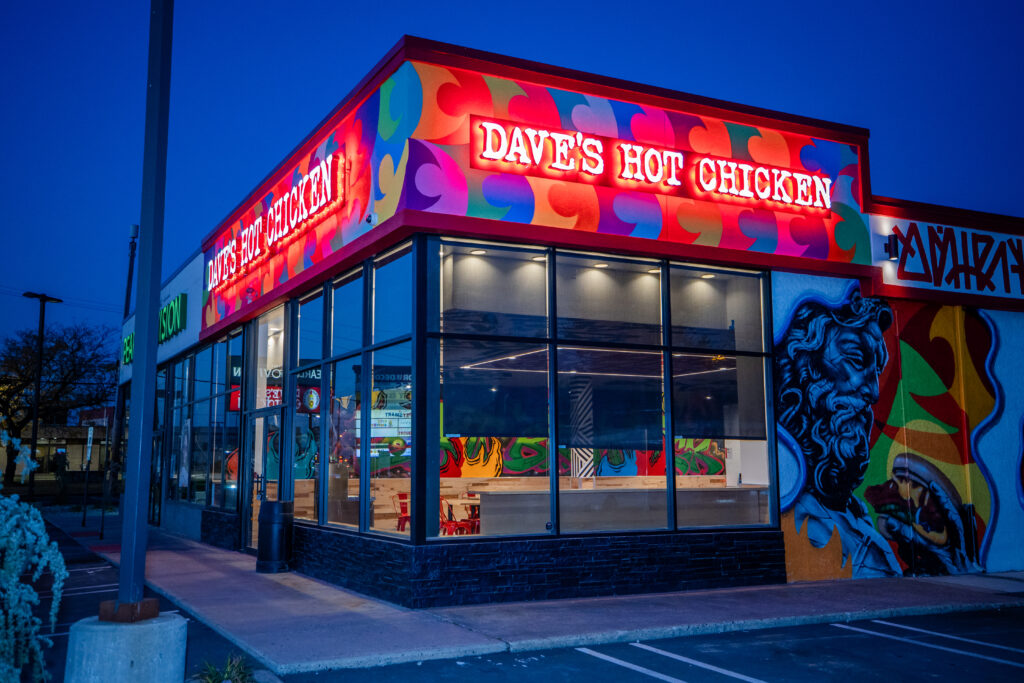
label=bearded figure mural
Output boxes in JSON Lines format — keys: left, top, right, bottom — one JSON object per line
{"left": 775, "top": 289, "right": 903, "bottom": 577}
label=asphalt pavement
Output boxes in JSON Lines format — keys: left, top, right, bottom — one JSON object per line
{"left": 284, "top": 607, "right": 1024, "bottom": 681}
{"left": 37, "top": 507, "right": 1024, "bottom": 679}
{"left": 33, "top": 518, "right": 267, "bottom": 682}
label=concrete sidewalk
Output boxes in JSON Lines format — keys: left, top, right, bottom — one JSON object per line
{"left": 46, "top": 509, "right": 1024, "bottom": 676}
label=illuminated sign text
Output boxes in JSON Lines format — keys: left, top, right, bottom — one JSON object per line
{"left": 471, "top": 117, "right": 834, "bottom": 214}
{"left": 207, "top": 153, "right": 343, "bottom": 293}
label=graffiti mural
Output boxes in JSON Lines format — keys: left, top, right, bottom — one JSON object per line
{"left": 439, "top": 437, "right": 728, "bottom": 478}
{"left": 773, "top": 272, "right": 1023, "bottom": 580}
{"left": 775, "top": 281, "right": 901, "bottom": 577}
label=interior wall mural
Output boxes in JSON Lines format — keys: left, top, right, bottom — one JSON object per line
{"left": 773, "top": 272, "right": 1023, "bottom": 580}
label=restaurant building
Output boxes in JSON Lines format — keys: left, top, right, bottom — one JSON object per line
{"left": 121, "top": 37, "right": 1024, "bottom": 606}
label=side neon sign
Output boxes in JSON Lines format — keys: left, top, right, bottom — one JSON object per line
{"left": 206, "top": 153, "right": 345, "bottom": 293}
{"left": 470, "top": 117, "right": 832, "bottom": 214}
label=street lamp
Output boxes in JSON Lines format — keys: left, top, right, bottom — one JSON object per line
{"left": 101, "top": 223, "right": 139, "bottom": 540}
{"left": 22, "top": 291, "right": 62, "bottom": 498}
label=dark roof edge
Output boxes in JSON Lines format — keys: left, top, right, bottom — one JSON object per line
{"left": 869, "top": 195, "right": 1024, "bottom": 235}
{"left": 402, "top": 36, "right": 871, "bottom": 142}
{"left": 200, "top": 35, "right": 873, "bottom": 251}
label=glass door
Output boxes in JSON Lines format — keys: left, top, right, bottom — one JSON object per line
{"left": 244, "top": 411, "right": 281, "bottom": 549}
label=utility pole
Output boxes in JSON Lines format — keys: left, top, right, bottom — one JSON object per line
{"left": 22, "top": 292, "right": 62, "bottom": 498}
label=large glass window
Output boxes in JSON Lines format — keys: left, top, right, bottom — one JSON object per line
{"left": 437, "top": 340, "right": 550, "bottom": 537}
{"left": 557, "top": 347, "right": 666, "bottom": 532}
{"left": 298, "top": 292, "right": 324, "bottom": 364}
{"left": 373, "top": 245, "right": 412, "bottom": 343}
{"left": 671, "top": 266, "right": 764, "bottom": 352}
{"left": 556, "top": 253, "right": 662, "bottom": 345}
{"left": 255, "top": 307, "right": 285, "bottom": 409}
{"left": 327, "top": 356, "right": 361, "bottom": 527}
{"left": 189, "top": 399, "right": 211, "bottom": 504}
{"left": 439, "top": 242, "right": 548, "bottom": 337}
{"left": 332, "top": 270, "right": 364, "bottom": 356}
{"left": 430, "top": 240, "right": 771, "bottom": 538}
{"left": 669, "top": 266, "right": 769, "bottom": 526}
{"left": 369, "top": 342, "right": 412, "bottom": 535}
{"left": 193, "top": 347, "right": 212, "bottom": 400}
{"left": 292, "top": 362, "right": 322, "bottom": 523}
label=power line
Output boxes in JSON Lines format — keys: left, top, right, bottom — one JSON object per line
{"left": 0, "top": 287, "right": 121, "bottom": 314}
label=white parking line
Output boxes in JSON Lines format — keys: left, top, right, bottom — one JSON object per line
{"left": 831, "top": 623, "right": 1024, "bottom": 669}
{"left": 871, "top": 620, "right": 1024, "bottom": 655}
{"left": 577, "top": 648, "right": 687, "bottom": 682}
{"left": 631, "top": 643, "right": 767, "bottom": 682}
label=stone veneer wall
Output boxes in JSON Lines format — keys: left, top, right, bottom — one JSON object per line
{"left": 201, "top": 508, "right": 241, "bottom": 551}
{"left": 291, "top": 524, "right": 785, "bottom": 608}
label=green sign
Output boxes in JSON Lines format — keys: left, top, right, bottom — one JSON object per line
{"left": 121, "top": 293, "right": 188, "bottom": 366}
{"left": 122, "top": 333, "right": 134, "bottom": 365}
{"left": 158, "top": 293, "right": 187, "bottom": 343}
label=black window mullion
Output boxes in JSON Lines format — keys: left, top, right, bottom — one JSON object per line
{"left": 661, "top": 260, "right": 676, "bottom": 530}
{"left": 358, "top": 259, "right": 372, "bottom": 533}
{"left": 547, "top": 247, "right": 559, "bottom": 536}
{"left": 411, "top": 235, "right": 428, "bottom": 544}
{"left": 318, "top": 282, "right": 331, "bottom": 526}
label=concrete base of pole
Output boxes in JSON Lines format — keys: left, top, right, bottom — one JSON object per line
{"left": 64, "top": 613, "right": 187, "bottom": 683}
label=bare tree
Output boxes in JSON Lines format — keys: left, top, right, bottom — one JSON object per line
{"left": 0, "top": 324, "right": 117, "bottom": 486}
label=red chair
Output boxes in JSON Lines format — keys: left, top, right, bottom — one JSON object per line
{"left": 393, "top": 493, "right": 411, "bottom": 532}
{"left": 440, "top": 499, "right": 473, "bottom": 536}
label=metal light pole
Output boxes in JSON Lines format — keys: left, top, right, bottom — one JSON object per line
{"left": 101, "top": 224, "right": 139, "bottom": 540}
{"left": 22, "top": 292, "right": 62, "bottom": 499}
{"left": 111, "top": 0, "right": 173, "bottom": 617}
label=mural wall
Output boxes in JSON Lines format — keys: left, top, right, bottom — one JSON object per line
{"left": 439, "top": 437, "right": 727, "bottom": 478}
{"left": 203, "top": 57, "right": 873, "bottom": 334}
{"left": 774, "top": 272, "right": 1024, "bottom": 579}
{"left": 400, "top": 60, "right": 870, "bottom": 265}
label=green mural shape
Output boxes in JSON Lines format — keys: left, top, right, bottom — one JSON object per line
{"left": 892, "top": 341, "right": 958, "bottom": 433}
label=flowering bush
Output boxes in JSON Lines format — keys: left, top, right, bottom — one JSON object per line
{"left": 1, "top": 428, "right": 67, "bottom": 681}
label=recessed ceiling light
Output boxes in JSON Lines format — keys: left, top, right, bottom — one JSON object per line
{"left": 705, "top": 395, "right": 713, "bottom": 400}
{"left": 594, "top": 263, "right": 608, "bottom": 269}
{"left": 647, "top": 268, "right": 660, "bottom": 274}
{"left": 700, "top": 273, "right": 716, "bottom": 279}
{"left": 490, "top": 387, "right": 498, "bottom": 392}
{"left": 532, "top": 255, "right": 547, "bottom": 262}
{"left": 470, "top": 249, "right": 487, "bottom": 255}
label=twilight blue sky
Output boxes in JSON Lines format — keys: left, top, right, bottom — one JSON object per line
{"left": 1, "top": 0, "right": 1021, "bottom": 337}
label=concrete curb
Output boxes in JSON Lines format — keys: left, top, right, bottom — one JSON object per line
{"left": 496, "top": 599, "right": 1024, "bottom": 653}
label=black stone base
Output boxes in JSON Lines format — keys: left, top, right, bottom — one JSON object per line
{"left": 201, "top": 508, "right": 241, "bottom": 551}
{"left": 291, "top": 525, "right": 786, "bottom": 608}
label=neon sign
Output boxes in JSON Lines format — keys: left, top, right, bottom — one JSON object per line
{"left": 471, "top": 117, "right": 686, "bottom": 195}
{"left": 470, "top": 117, "right": 833, "bottom": 214}
{"left": 695, "top": 156, "right": 832, "bottom": 211}
{"left": 206, "top": 153, "right": 345, "bottom": 293}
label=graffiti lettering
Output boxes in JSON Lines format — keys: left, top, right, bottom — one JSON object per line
{"left": 890, "top": 221, "right": 1024, "bottom": 298}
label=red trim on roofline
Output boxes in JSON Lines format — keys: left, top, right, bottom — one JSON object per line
{"left": 200, "top": 35, "right": 873, "bottom": 252}
{"left": 868, "top": 196, "right": 1024, "bottom": 235}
